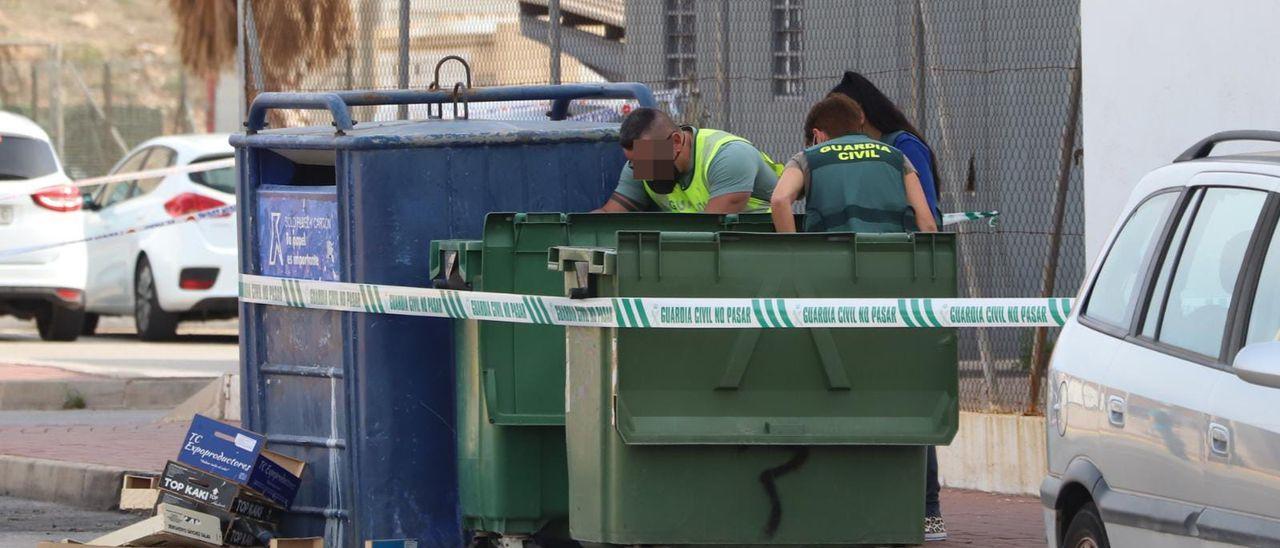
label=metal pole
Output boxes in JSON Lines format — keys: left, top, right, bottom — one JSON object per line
{"left": 718, "top": 0, "right": 731, "bottom": 131}
{"left": 102, "top": 62, "right": 113, "bottom": 129}
{"left": 50, "top": 44, "right": 63, "bottom": 158}
{"left": 29, "top": 61, "right": 38, "bottom": 122}
{"left": 548, "top": 0, "right": 562, "bottom": 85}
{"left": 1027, "top": 45, "right": 1083, "bottom": 415}
{"left": 397, "top": 0, "right": 410, "bottom": 120}
{"left": 912, "top": 0, "right": 927, "bottom": 135}
{"left": 236, "top": 0, "right": 246, "bottom": 126}
{"left": 920, "top": 2, "right": 999, "bottom": 410}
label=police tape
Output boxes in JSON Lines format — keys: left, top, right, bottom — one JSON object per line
{"left": 942, "top": 210, "right": 999, "bottom": 226}
{"left": 0, "top": 158, "right": 236, "bottom": 203}
{"left": 239, "top": 273, "right": 1075, "bottom": 329}
{"left": 0, "top": 205, "right": 236, "bottom": 259}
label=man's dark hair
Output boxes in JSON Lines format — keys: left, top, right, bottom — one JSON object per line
{"left": 804, "top": 95, "right": 865, "bottom": 145}
{"left": 831, "top": 71, "right": 942, "bottom": 191}
{"left": 619, "top": 107, "right": 677, "bottom": 149}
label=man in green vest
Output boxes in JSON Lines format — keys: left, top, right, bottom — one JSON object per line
{"left": 594, "top": 108, "right": 780, "bottom": 213}
{"left": 770, "top": 95, "right": 937, "bottom": 233}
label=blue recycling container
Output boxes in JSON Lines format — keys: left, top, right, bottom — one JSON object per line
{"left": 231, "top": 83, "right": 654, "bottom": 547}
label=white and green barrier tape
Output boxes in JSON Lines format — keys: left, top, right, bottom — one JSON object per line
{"left": 942, "top": 210, "right": 999, "bottom": 227}
{"left": 240, "top": 274, "right": 1073, "bottom": 329}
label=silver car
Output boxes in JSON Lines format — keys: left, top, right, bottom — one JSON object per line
{"left": 1042, "top": 131, "right": 1280, "bottom": 548}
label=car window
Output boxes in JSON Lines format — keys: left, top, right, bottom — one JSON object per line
{"left": 1084, "top": 192, "right": 1179, "bottom": 328}
{"left": 135, "top": 146, "right": 175, "bottom": 194}
{"left": 1140, "top": 190, "right": 1201, "bottom": 338}
{"left": 189, "top": 154, "right": 235, "bottom": 194}
{"left": 1246, "top": 220, "right": 1280, "bottom": 346}
{"left": 1154, "top": 188, "right": 1266, "bottom": 357}
{"left": 97, "top": 180, "right": 135, "bottom": 209}
{"left": 0, "top": 135, "right": 59, "bottom": 180}
{"left": 110, "top": 148, "right": 150, "bottom": 176}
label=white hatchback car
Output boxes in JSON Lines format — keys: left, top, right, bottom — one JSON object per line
{"left": 1042, "top": 131, "right": 1280, "bottom": 548}
{"left": 83, "top": 134, "right": 237, "bottom": 340}
{"left": 0, "top": 111, "right": 87, "bottom": 341}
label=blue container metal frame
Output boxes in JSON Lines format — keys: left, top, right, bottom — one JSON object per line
{"left": 233, "top": 84, "right": 655, "bottom": 547}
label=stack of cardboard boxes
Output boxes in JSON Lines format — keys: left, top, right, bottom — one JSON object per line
{"left": 40, "top": 414, "right": 313, "bottom": 548}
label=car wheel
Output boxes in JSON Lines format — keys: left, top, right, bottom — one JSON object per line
{"left": 135, "top": 258, "right": 178, "bottom": 341}
{"left": 81, "top": 313, "right": 99, "bottom": 336}
{"left": 1063, "top": 502, "right": 1110, "bottom": 548}
{"left": 36, "top": 303, "right": 83, "bottom": 342}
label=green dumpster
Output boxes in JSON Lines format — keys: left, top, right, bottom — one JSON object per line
{"left": 433, "top": 214, "right": 783, "bottom": 544}
{"left": 550, "top": 231, "right": 958, "bottom": 546}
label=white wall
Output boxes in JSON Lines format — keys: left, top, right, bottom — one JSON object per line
{"left": 1081, "top": 0, "right": 1280, "bottom": 263}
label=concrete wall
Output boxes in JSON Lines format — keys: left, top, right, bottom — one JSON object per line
{"left": 938, "top": 412, "right": 1047, "bottom": 496}
{"left": 1081, "top": 0, "right": 1280, "bottom": 264}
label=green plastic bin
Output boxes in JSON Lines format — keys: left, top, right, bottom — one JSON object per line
{"left": 551, "top": 231, "right": 959, "bottom": 546}
{"left": 433, "top": 214, "right": 783, "bottom": 543}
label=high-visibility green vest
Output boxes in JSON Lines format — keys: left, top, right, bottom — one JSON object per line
{"left": 802, "top": 133, "right": 917, "bottom": 233}
{"left": 641, "top": 129, "right": 780, "bottom": 213}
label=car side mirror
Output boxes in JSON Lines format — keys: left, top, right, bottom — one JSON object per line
{"left": 1233, "top": 341, "right": 1280, "bottom": 389}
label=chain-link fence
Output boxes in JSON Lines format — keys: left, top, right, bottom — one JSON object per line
{"left": 0, "top": 41, "right": 207, "bottom": 179}
{"left": 240, "top": 0, "right": 1084, "bottom": 413}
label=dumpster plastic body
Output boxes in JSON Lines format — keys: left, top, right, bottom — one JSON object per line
{"left": 553, "top": 231, "right": 959, "bottom": 546}
{"left": 434, "top": 213, "right": 779, "bottom": 541}
{"left": 232, "top": 85, "right": 647, "bottom": 546}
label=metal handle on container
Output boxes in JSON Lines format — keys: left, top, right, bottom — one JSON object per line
{"left": 245, "top": 93, "right": 354, "bottom": 135}
{"left": 245, "top": 82, "right": 659, "bottom": 134}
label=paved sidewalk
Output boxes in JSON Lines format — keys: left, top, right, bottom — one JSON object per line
{"left": 0, "top": 410, "right": 1048, "bottom": 546}
{"left": 0, "top": 317, "right": 237, "bottom": 378}
{"left": 0, "top": 411, "right": 191, "bottom": 473}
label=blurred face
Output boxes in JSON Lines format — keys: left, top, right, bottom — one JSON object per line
{"left": 627, "top": 130, "right": 685, "bottom": 190}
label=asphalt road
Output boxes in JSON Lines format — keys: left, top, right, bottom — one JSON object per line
{"left": 0, "top": 316, "right": 238, "bottom": 378}
{"left": 0, "top": 495, "right": 143, "bottom": 548}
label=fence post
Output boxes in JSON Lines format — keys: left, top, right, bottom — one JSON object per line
{"left": 1026, "top": 45, "right": 1083, "bottom": 415}
{"left": 548, "top": 0, "right": 562, "bottom": 85}
{"left": 911, "top": 0, "right": 927, "bottom": 135}
{"left": 103, "top": 62, "right": 113, "bottom": 129}
{"left": 397, "top": 0, "right": 410, "bottom": 120}
{"left": 50, "top": 43, "right": 64, "bottom": 158}
{"left": 717, "top": 0, "right": 731, "bottom": 132}
{"left": 29, "top": 61, "right": 38, "bottom": 122}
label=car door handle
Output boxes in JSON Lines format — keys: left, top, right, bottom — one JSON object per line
{"left": 1107, "top": 395, "right": 1126, "bottom": 427}
{"left": 1209, "top": 422, "right": 1230, "bottom": 456}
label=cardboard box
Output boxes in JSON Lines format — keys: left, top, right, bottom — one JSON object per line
{"left": 224, "top": 517, "right": 276, "bottom": 547}
{"left": 88, "top": 503, "right": 223, "bottom": 546}
{"left": 269, "top": 538, "right": 323, "bottom": 548}
{"left": 156, "top": 492, "right": 277, "bottom": 547}
{"left": 118, "top": 474, "right": 159, "bottom": 511}
{"left": 177, "top": 415, "right": 305, "bottom": 508}
{"left": 157, "top": 461, "right": 280, "bottom": 522}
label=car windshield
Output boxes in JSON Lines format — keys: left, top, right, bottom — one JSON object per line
{"left": 189, "top": 155, "right": 235, "bottom": 194}
{"left": 0, "top": 134, "right": 59, "bottom": 180}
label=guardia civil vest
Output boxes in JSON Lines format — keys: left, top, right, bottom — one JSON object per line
{"left": 802, "top": 133, "right": 917, "bottom": 233}
{"left": 641, "top": 129, "right": 780, "bottom": 213}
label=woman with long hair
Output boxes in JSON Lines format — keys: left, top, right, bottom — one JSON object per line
{"left": 831, "top": 71, "right": 943, "bottom": 227}
{"left": 831, "top": 71, "right": 947, "bottom": 542}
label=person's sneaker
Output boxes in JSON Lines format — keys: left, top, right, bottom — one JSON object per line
{"left": 925, "top": 516, "right": 948, "bottom": 541}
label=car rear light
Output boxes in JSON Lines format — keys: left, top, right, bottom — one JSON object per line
{"left": 31, "top": 185, "right": 82, "bottom": 212}
{"left": 180, "top": 268, "right": 219, "bottom": 290}
{"left": 164, "top": 193, "right": 229, "bottom": 218}
{"left": 54, "top": 288, "right": 82, "bottom": 303}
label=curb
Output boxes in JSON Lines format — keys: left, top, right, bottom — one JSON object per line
{"left": 0, "top": 378, "right": 213, "bottom": 410}
{"left": 0, "top": 454, "right": 139, "bottom": 511}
